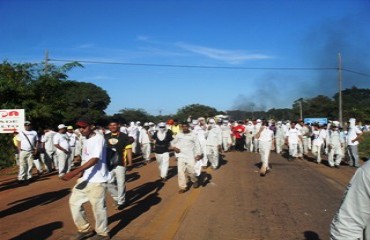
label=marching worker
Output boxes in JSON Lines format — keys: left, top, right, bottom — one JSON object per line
{"left": 171, "top": 121, "right": 202, "bottom": 193}
{"left": 327, "top": 121, "right": 345, "bottom": 168}
{"left": 346, "top": 118, "right": 363, "bottom": 168}
{"left": 255, "top": 120, "right": 274, "bottom": 176}
{"left": 152, "top": 122, "right": 173, "bottom": 182}
{"left": 205, "top": 118, "right": 222, "bottom": 170}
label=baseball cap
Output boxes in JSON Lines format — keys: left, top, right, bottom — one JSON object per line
{"left": 76, "top": 117, "right": 93, "bottom": 127}
{"left": 158, "top": 122, "right": 166, "bottom": 128}
{"left": 67, "top": 126, "right": 74, "bottom": 130}
{"left": 58, "top": 124, "right": 67, "bottom": 129}
{"left": 24, "top": 121, "right": 31, "bottom": 126}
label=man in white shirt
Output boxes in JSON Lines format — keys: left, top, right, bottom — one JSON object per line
{"left": 62, "top": 117, "right": 111, "bottom": 240}
{"left": 221, "top": 120, "right": 232, "bottom": 152}
{"left": 346, "top": 118, "right": 363, "bottom": 168}
{"left": 53, "top": 124, "right": 71, "bottom": 178}
{"left": 17, "top": 121, "right": 39, "bottom": 182}
{"left": 172, "top": 122, "right": 202, "bottom": 193}
{"left": 139, "top": 123, "right": 151, "bottom": 164}
{"left": 41, "top": 127, "right": 56, "bottom": 172}
{"left": 327, "top": 121, "right": 345, "bottom": 168}
{"left": 285, "top": 121, "right": 303, "bottom": 161}
{"left": 244, "top": 121, "right": 254, "bottom": 152}
{"left": 256, "top": 120, "right": 275, "bottom": 176}
{"left": 311, "top": 124, "right": 326, "bottom": 164}
{"left": 330, "top": 160, "right": 370, "bottom": 239}
{"left": 275, "top": 121, "right": 286, "bottom": 154}
{"left": 205, "top": 118, "right": 222, "bottom": 170}
{"left": 67, "top": 126, "right": 78, "bottom": 170}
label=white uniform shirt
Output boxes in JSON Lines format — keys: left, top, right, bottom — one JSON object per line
{"left": 42, "top": 131, "right": 56, "bottom": 152}
{"left": 258, "top": 127, "right": 274, "bottom": 142}
{"left": 330, "top": 160, "right": 370, "bottom": 239}
{"left": 19, "top": 130, "right": 39, "bottom": 151}
{"left": 81, "top": 134, "right": 110, "bottom": 183}
{"left": 347, "top": 126, "right": 362, "bottom": 146}
{"left": 53, "top": 133, "right": 70, "bottom": 152}
{"left": 66, "top": 132, "right": 77, "bottom": 147}
{"left": 327, "top": 130, "right": 345, "bottom": 146}
{"left": 312, "top": 129, "right": 324, "bottom": 146}
{"left": 139, "top": 128, "right": 150, "bottom": 144}
{"left": 171, "top": 131, "right": 202, "bottom": 160}
{"left": 286, "top": 128, "right": 301, "bottom": 144}
{"left": 193, "top": 125, "right": 207, "bottom": 142}
{"left": 221, "top": 125, "right": 232, "bottom": 139}
{"left": 206, "top": 125, "right": 222, "bottom": 146}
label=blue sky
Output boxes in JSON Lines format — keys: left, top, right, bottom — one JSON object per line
{"left": 1, "top": 0, "right": 369, "bottom": 115}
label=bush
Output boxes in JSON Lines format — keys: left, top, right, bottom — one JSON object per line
{"left": 0, "top": 134, "right": 17, "bottom": 168}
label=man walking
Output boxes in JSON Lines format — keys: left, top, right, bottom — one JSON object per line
{"left": 255, "top": 120, "right": 274, "bottom": 176}
{"left": 172, "top": 122, "right": 202, "bottom": 193}
{"left": 205, "top": 118, "right": 222, "bottom": 169}
{"left": 53, "top": 124, "right": 71, "bottom": 178}
{"left": 347, "top": 118, "right": 363, "bottom": 168}
{"left": 327, "top": 121, "right": 345, "bottom": 168}
{"left": 152, "top": 122, "right": 173, "bottom": 182}
{"left": 17, "top": 121, "right": 39, "bottom": 183}
{"left": 62, "top": 117, "right": 111, "bottom": 240}
{"left": 105, "top": 120, "right": 130, "bottom": 210}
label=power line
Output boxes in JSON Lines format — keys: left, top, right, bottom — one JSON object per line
{"left": 48, "top": 58, "right": 370, "bottom": 77}
{"left": 49, "top": 58, "right": 335, "bottom": 71}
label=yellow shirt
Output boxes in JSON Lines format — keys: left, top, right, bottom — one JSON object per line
{"left": 171, "top": 125, "right": 180, "bottom": 135}
{"left": 123, "top": 144, "right": 132, "bottom": 165}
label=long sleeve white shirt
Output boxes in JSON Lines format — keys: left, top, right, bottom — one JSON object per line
{"left": 171, "top": 131, "right": 202, "bottom": 160}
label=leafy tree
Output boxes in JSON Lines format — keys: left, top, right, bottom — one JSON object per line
{"left": 175, "top": 104, "right": 220, "bottom": 121}
{"left": 62, "top": 81, "right": 110, "bottom": 125}
{"left": 333, "top": 87, "right": 370, "bottom": 121}
{"left": 117, "top": 108, "right": 154, "bottom": 124}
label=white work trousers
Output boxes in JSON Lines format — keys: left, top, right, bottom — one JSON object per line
{"left": 206, "top": 145, "right": 219, "bottom": 169}
{"left": 312, "top": 144, "right": 323, "bottom": 163}
{"left": 55, "top": 150, "right": 70, "bottom": 176}
{"left": 245, "top": 136, "right": 253, "bottom": 152}
{"left": 199, "top": 139, "right": 207, "bottom": 166}
{"left": 18, "top": 150, "right": 34, "bottom": 180}
{"left": 177, "top": 157, "right": 198, "bottom": 190}
{"left": 259, "top": 141, "right": 272, "bottom": 168}
{"left": 275, "top": 137, "right": 285, "bottom": 154}
{"left": 107, "top": 166, "right": 126, "bottom": 205}
{"left": 222, "top": 137, "right": 231, "bottom": 151}
{"left": 141, "top": 143, "right": 151, "bottom": 161}
{"left": 69, "top": 179, "right": 109, "bottom": 237}
{"left": 328, "top": 145, "right": 343, "bottom": 167}
{"left": 302, "top": 137, "right": 310, "bottom": 154}
{"left": 288, "top": 143, "right": 298, "bottom": 158}
{"left": 155, "top": 152, "right": 170, "bottom": 179}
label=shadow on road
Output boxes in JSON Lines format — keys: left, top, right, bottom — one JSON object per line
{"left": 108, "top": 180, "right": 164, "bottom": 237}
{"left": 9, "top": 221, "right": 63, "bottom": 240}
{"left": 126, "top": 171, "right": 140, "bottom": 183}
{"left": 0, "top": 188, "right": 70, "bottom": 218}
{"left": 303, "top": 230, "right": 321, "bottom": 240}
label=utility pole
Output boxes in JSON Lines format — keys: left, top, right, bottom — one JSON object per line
{"left": 44, "top": 50, "right": 49, "bottom": 75}
{"left": 338, "top": 53, "right": 343, "bottom": 126}
{"left": 299, "top": 98, "right": 303, "bottom": 120}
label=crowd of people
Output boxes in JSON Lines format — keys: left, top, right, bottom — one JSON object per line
{"left": 11, "top": 115, "right": 368, "bottom": 239}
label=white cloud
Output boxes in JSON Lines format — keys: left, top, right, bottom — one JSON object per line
{"left": 176, "top": 42, "right": 274, "bottom": 64}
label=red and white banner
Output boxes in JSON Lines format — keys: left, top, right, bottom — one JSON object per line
{"left": 0, "top": 109, "right": 25, "bottom": 133}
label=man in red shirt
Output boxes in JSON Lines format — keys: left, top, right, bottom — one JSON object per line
{"left": 233, "top": 120, "right": 246, "bottom": 152}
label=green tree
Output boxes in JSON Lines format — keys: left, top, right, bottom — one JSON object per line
{"left": 175, "top": 104, "right": 221, "bottom": 121}
{"left": 333, "top": 87, "right": 370, "bottom": 121}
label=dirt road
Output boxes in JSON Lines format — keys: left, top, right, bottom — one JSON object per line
{"left": 0, "top": 151, "right": 357, "bottom": 240}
